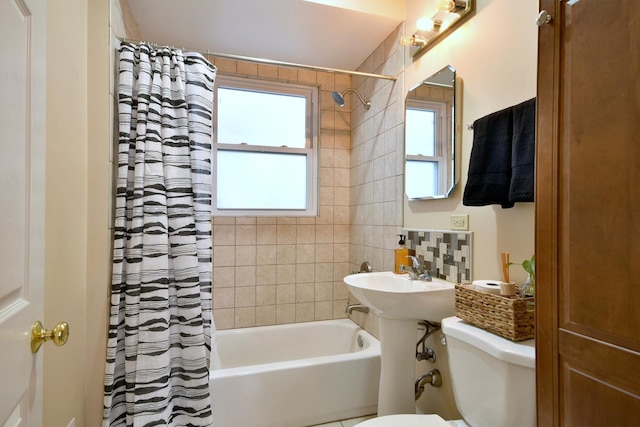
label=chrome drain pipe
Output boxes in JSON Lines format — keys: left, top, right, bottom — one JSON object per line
{"left": 415, "top": 369, "right": 442, "bottom": 400}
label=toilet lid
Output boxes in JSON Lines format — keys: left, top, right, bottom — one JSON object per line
{"left": 355, "top": 414, "right": 451, "bottom": 427}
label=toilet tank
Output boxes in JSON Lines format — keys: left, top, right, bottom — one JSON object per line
{"left": 441, "top": 316, "right": 536, "bottom": 427}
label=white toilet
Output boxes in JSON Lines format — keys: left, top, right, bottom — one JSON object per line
{"left": 357, "top": 316, "right": 536, "bottom": 427}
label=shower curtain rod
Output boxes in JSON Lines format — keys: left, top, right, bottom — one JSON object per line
{"left": 118, "top": 37, "right": 398, "bottom": 82}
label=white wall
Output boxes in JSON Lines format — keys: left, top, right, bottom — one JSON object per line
{"left": 403, "top": 0, "right": 539, "bottom": 284}
{"left": 86, "top": 0, "right": 112, "bottom": 424}
{"left": 45, "top": 1, "right": 88, "bottom": 424}
{"left": 44, "top": 0, "right": 111, "bottom": 425}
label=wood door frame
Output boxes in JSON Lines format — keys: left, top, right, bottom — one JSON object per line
{"left": 535, "top": 1, "right": 640, "bottom": 424}
{"left": 535, "top": 0, "right": 562, "bottom": 425}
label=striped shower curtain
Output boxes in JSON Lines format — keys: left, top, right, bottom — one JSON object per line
{"left": 103, "top": 42, "right": 217, "bottom": 426}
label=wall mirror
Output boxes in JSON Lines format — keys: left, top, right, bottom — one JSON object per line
{"left": 404, "top": 65, "right": 458, "bottom": 200}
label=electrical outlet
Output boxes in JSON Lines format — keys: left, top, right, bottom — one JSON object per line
{"left": 450, "top": 214, "right": 469, "bottom": 231}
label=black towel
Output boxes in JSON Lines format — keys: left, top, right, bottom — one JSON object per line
{"left": 509, "top": 98, "right": 536, "bottom": 203}
{"left": 463, "top": 106, "right": 514, "bottom": 208}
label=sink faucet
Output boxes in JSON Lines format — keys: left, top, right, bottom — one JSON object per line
{"left": 401, "top": 255, "right": 432, "bottom": 281}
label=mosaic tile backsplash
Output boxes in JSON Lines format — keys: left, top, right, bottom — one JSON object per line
{"left": 405, "top": 230, "right": 473, "bottom": 283}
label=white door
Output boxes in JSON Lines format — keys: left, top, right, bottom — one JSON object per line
{"left": 0, "top": 0, "right": 47, "bottom": 425}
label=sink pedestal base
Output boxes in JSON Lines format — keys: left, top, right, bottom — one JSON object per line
{"left": 377, "top": 318, "right": 418, "bottom": 416}
{"left": 342, "top": 272, "right": 455, "bottom": 416}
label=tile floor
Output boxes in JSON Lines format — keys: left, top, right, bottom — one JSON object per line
{"left": 310, "top": 414, "right": 376, "bottom": 427}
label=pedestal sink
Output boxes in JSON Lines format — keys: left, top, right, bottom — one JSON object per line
{"left": 343, "top": 271, "right": 455, "bottom": 416}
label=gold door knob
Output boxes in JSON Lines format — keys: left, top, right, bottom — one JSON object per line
{"left": 30, "top": 320, "right": 69, "bottom": 354}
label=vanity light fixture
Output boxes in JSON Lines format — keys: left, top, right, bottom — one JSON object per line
{"left": 401, "top": 0, "right": 475, "bottom": 58}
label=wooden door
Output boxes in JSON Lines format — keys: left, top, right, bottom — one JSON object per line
{"left": 536, "top": 0, "right": 640, "bottom": 425}
{"left": 0, "top": 0, "right": 46, "bottom": 425}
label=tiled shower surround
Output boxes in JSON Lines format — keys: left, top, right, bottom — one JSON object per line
{"left": 209, "top": 24, "right": 405, "bottom": 331}
{"left": 405, "top": 230, "right": 473, "bottom": 283}
{"left": 212, "top": 217, "right": 352, "bottom": 329}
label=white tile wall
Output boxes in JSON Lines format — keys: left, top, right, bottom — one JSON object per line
{"left": 345, "top": 25, "right": 406, "bottom": 338}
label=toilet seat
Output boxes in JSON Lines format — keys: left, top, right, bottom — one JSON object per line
{"left": 355, "top": 414, "right": 454, "bottom": 427}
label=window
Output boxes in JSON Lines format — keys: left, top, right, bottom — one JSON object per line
{"left": 213, "top": 75, "right": 319, "bottom": 216}
{"left": 404, "top": 99, "right": 447, "bottom": 199}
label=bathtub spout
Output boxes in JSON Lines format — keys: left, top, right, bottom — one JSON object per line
{"left": 346, "top": 304, "right": 369, "bottom": 314}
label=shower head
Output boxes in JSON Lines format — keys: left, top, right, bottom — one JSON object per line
{"left": 332, "top": 91, "right": 346, "bottom": 106}
{"left": 332, "top": 89, "right": 371, "bottom": 111}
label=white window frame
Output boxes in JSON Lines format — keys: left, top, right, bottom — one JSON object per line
{"left": 405, "top": 98, "right": 448, "bottom": 198}
{"left": 212, "top": 75, "right": 319, "bottom": 216}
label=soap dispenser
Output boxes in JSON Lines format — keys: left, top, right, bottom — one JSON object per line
{"left": 394, "top": 234, "right": 409, "bottom": 274}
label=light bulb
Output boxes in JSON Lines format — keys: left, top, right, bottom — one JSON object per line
{"left": 399, "top": 35, "right": 428, "bottom": 47}
{"left": 416, "top": 17, "right": 433, "bottom": 31}
{"left": 400, "top": 36, "right": 415, "bottom": 47}
{"left": 436, "top": 0, "right": 455, "bottom": 12}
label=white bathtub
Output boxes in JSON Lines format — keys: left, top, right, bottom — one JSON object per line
{"left": 211, "top": 319, "right": 381, "bottom": 427}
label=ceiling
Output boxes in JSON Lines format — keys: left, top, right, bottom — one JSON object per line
{"left": 125, "top": 0, "right": 405, "bottom": 71}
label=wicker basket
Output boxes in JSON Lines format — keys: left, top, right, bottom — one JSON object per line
{"left": 455, "top": 283, "right": 535, "bottom": 341}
